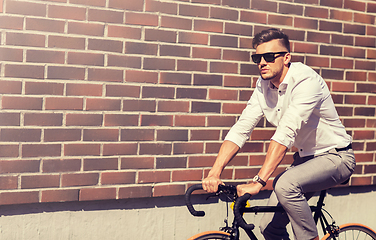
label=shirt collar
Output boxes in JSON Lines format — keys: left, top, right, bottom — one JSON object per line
{"left": 267, "top": 77, "right": 288, "bottom": 91}
{"left": 265, "top": 62, "right": 293, "bottom": 91}
{"left": 279, "top": 80, "right": 288, "bottom": 91}
{"left": 269, "top": 81, "right": 278, "bottom": 89}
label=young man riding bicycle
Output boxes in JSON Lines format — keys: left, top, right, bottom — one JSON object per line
{"left": 202, "top": 28, "right": 356, "bottom": 240}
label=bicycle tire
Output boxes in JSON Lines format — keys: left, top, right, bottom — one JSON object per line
{"left": 322, "top": 223, "right": 376, "bottom": 240}
{"left": 187, "top": 231, "right": 232, "bottom": 240}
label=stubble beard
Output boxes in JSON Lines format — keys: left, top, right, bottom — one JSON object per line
{"left": 260, "top": 71, "right": 277, "bottom": 81}
{"left": 259, "top": 65, "right": 283, "bottom": 82}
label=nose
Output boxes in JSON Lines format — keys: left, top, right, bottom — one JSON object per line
{"left": 259, "top": 56, "right": 267, "bottom": 66}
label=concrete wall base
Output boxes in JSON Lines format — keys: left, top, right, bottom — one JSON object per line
{"left": 0, "top": 185, "right": 375, "bottom": 240}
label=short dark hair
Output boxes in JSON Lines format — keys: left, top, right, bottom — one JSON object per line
{"left": 252, "top": 28, "right": 290, "bottom": 52}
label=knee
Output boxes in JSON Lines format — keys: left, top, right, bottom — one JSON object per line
{"left": 274, "top": 177, "right": 301, "bottom": 206}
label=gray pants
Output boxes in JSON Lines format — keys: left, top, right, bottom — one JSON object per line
{"left": 259, "top": 148, "right": 356, "bottom": 240}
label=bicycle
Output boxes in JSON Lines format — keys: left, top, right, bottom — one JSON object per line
{"left": 185, "top": 184, "right": 376, "bottom": 240}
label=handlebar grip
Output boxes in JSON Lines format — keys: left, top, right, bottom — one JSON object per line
{"left": 185, "top": 184, "right": 205, "bottom": 217}
{"left": 234, "top": 193, "right": 255, "bottom": 231}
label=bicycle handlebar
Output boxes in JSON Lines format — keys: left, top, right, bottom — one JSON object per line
{"left": 185, "top": 184, "right": 205, "bottom": 217}
{"left": 185, "top": 184, "right": 255, "bottom": 231}
{"left": 233, "top": 193, "right": 255, "bottom": 231}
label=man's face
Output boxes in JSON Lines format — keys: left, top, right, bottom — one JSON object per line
{"left": 254, "top": 39, "right": 289, "bottom": 82}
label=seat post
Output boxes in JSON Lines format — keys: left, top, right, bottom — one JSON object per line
{"left": 313, "top": 189, "right": 326, "bottom": 224}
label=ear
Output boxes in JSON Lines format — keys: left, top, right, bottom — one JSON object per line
{"left": 284, "top": 52, "right": 291, "bottom": 65}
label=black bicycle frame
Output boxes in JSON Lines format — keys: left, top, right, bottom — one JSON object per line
{"left": 239, "top": 189, "right": 331, "bottom": 240}
{"left": 185, "top": 184, "right": 338, "bottom": 240}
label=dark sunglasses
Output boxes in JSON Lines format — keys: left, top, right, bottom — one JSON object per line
{"left": 251, "top": 51, "right": 288, "bottom": 63}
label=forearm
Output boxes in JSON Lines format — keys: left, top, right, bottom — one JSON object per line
{"left": 257, "top": 140, "right": 288, "bottom": 182}
{"left": 207, "top": 140, "right": 240, "bottom": 178}
{"left": 236, "top": 140, "right": 287, "bottom": 196}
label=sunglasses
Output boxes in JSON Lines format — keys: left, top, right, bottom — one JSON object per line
{"left": 251, "top": 51, "right": 288, "bottom": 63}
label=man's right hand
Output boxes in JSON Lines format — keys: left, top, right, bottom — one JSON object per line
{"left": 202, "top": 175, "right": 224, "bottom": 193}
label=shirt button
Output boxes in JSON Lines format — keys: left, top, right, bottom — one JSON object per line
{"left": 300, "top": 149, "right": 303, "bottom": 151}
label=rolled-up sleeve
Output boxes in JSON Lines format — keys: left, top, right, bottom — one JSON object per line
{"left": 224, "top": 90, "right": 264, "bottom": 148}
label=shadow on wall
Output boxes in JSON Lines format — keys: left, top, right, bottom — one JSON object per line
{"left": 0, "top": 187, "right": 271, "bottom": 217}
{"left": 0, "top": 192, "right": 213, "bottom": 217}
{"left": 326, "top": 185, "right": 376, "bottom": 196}
{"left": 0, "top": 185, "right": 374, "bottom": 217}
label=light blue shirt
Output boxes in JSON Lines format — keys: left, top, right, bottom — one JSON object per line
{"left": 225, "top": 62, "right": 352, "bottom": 157}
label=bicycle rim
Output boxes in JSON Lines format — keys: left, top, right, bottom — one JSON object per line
{"left": 187, "top": 231, "right": 232, "bottom": 240}
{"left": 322, "top": 223, "right": 376, "bottom": 240}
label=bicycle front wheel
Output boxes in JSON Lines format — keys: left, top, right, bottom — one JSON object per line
{"left": 322, "top": 223, "right": 376, "bottom": 240}
{"left": 187, "top": 230, "right": 232, "bottom": 240}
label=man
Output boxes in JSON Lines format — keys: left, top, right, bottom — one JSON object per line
{"left": 202, "top": 28, "right": 356, "bottom": 240}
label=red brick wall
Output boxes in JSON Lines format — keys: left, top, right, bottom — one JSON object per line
{"left": 0, "top": 0, "right": 375, "bottom": 205}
